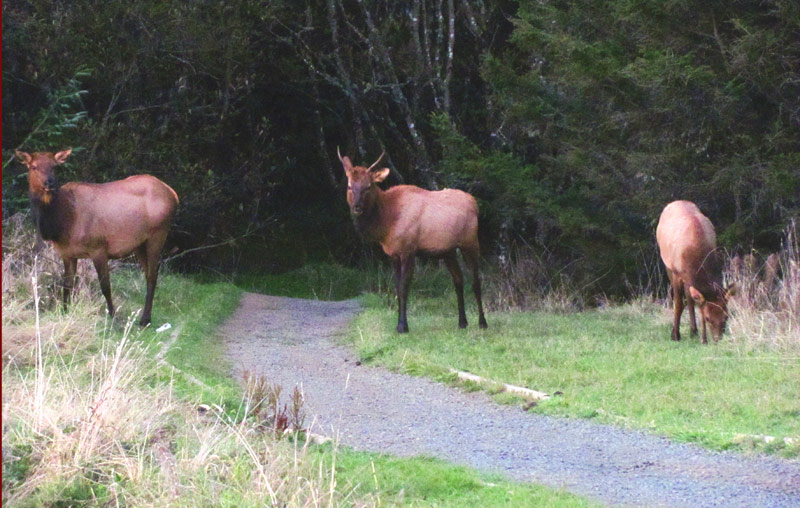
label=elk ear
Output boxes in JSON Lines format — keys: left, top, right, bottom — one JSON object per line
{"left": 724, "top": 283, "right": 737, "bottom": 300}
{"left": 337, "top": 146, "right": 353, "bottom": 173}
{"left": 54, "top": 148, "right": 72, "bottom": 164}
{"left": 15, "top": 150, "right": 32, "bottom": 166}
{"left": 689, "top": 286, "right": 706, "bottom": 306}
{"left": 341, "top": 156, "right": 353, "bottom": 174}
{"left": 371, "top": 168, "right": 390, "bottom": 183}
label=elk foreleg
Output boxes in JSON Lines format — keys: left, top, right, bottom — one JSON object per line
{"left": 92, "top": 255, "right": 115, "bottom": 318}
{"left": 61, "top": 257, "right": 78, "bottom": 310}
{"left": 699, "top": 307, "right": 708, "bottom": 345}
{"left": 687, "top": 297, "right": 698, "bottom": 337}
{"left": 443, "top": 252, "right": 467, "bottom": 328}
{"left": 396, "top": 253, "right": 415, "bottom": 333}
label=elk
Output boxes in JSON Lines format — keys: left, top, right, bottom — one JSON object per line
{"left": 656, "top": 200, "right": 735, "bottom": 343}
{"left": 16, "top": 148, "right": 179, "bottom": 326}
{"left": 339, "top": 149, "right": 487, "bottom": 333}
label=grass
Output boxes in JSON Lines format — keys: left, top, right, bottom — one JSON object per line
{"left": 2, "top": 219, "right": 594, "bottom": 506}
{"left": 311, "top": 446, "right": 598, "bottom": 508}
{"left": 230, "top": 263, "right": 369, "bottom": 300}
{"left": 345, "top": 292, "right": 800, "bottom": 458}
{"left": 6, "top": 207, "right": 796, "bottom": 506}
{"left": 227, "top": 244, "right": 800, "bottom": 459}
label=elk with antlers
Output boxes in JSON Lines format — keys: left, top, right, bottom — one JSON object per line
{"left": 339, "top": 148, "right": 487, "bottom": 333}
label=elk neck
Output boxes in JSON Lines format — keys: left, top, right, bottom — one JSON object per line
{"left": 30, "top": 187, "right": 69, "bottom": 242}
{"left": 693, "top": 250, "right": 725, "bottom": 296}
{"left": 352, "top": 187, "right": 389, "bottom": 242}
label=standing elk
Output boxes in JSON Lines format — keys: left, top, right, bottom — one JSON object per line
{"left": 339, "top": 149, "right": 487, "bottom": 333}
{"left": 16, "top": 149, "right": 179, "bottom": 326}
{"left": 656, "top": 200, "right": 735, "bottom": 343}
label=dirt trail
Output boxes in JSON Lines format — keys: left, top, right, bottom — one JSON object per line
{"left": 220, "top": 293, "right": 800, "bottom": 508}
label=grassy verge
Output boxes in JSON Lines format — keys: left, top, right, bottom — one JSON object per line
{"left": 345, "top": 292, "right": 800, "bottom": 458}
{"left": 230, "top": 263, "right": 370, "bottom": 300}
{"left": 311, "top": 445, "right": 597, "bottom": 508}
{"left": 2, "top": 228, "right": 594, "bottom": 506}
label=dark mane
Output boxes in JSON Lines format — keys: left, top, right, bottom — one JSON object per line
{"left": 352, "top": 205, "right": 381, "bottom": 241}
{"left": 31, "top": 191, "right": 64, "bottom": 242}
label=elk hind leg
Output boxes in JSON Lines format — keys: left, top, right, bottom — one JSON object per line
{"left": 462, "top": 246, "right": 487, "bottom": 329}
{"left": 91, "top": 254, "right": 115, "bottom": 318}
{"left": 670, "top": 276, "right": 684, "bottom": 341}
{"left": 139, "top": 232, "right": 168, "bottom": 327}
{"left": 443, "top": 252, "right": 467, "bottom": 328}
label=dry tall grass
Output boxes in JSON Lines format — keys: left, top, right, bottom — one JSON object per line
{"left": 483, "top": 246, "right": 587, "bottom": 312}
{"left": 2, "top": 217, "right": 377, "bottom": 507}
{"left": 480, "top": 223, "right": 799, "bottom": 352}
{"left": 725, "top": 221, "right": 800, "bottom": 351}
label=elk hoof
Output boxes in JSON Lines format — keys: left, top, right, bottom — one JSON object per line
{"left": 139, "top": 317, "right": 151, "bottom": 327}
{"left": 458, "top": 320, "right": 468, "bottom": 329}
{"left": 479, "top": 320, "right": 488, "bottom": 329}
{"left": 396, "top": 323, "right": 409, "bottom": 334}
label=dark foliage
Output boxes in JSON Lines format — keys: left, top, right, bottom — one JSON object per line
{"left": 3, "top": 0, "right": 798, "bottom": 298}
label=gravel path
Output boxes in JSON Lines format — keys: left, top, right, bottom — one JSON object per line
{"left": 221, "top": 293, "right": 800, "bottom": 507}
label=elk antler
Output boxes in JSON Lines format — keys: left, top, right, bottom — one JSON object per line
{"left": 337, "top": 146, "right": 345, "bottom": 163}
{"left": 367, "top": 150, "right": 386, "bottom": 171}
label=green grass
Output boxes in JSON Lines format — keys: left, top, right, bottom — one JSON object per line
{"left": 126, "top": 268, "right": 597, "bottom": 505}
{"left": 230, "top": 258, "right": 459, "bottom": 302}
{"left": 312, "top": 445, "right": 599, "bottom": 508}
{"left": 109, "top": 269, "right": 245, "bottom": 407}
{"left": 3, "top": 259, "right": 596, "bottom": 507}
{"left": 346, "top": 293, "right": 800, "bottom": 457}
{"left": 230, "top": 263, "right": 372, "bottom": 300}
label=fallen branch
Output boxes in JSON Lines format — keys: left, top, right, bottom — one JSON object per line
{"left": 156, "top": 323, "right": 182, "bottom": 361}
{"left": 153, "top": 323, "right": 213, "bottom": 391}
{"left": 449, "top": 369, "right": 550, "bottom": 401}
{"left": 733, "top": 434, "right": 797, "bottom": 446}
{"left": 162, "top": 220, "right": 266, "bottom": 265}
{"left": 161, "top": 237, "right": 241, "bottom": 264}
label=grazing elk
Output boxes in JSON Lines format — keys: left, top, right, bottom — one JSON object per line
{"left": 656, "top": 200, "right": 735, "bottom": 343}
{"left": 16, "top": 149, "right": 179, "bottom": 326}
{"left": 339, "top": 149, "right": 487, "bottom": 333}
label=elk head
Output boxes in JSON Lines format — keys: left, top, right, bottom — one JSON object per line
{"left": 15, "top": 148, "right": 72, "bottom": 206}
{"left": 338, "top": 148, "right": 389, "bottom": 217}
{"left": 689, "top": 284, "right": 737, "bottom": 342}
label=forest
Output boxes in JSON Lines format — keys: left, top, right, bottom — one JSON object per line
{"left": 4, "top": 3, "right": 800, "bottom": 505}
{"left": 3, "top": 0, "right": 799, "bottom": 298}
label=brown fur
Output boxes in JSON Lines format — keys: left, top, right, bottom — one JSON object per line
{"left": 339, "top": 150, "right": 487, "bottom": 333}
{"left": 656, "top": 200, "right": 734, "bottom": 343}
{"left": 16, "top": 149, "right": 179, "bottom": 326}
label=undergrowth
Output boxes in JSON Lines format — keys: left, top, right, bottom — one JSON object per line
{"left": 2, "top": 214, "right": 595, "bottom": 507}
{"left": 2, "top": 217, "right": 373, "bottom": 507}
{"left": 341, "top": 223, "right": 800, "bottom": 458}
{"left": 725, "top": 221, "right": 800, "bottom": 351}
